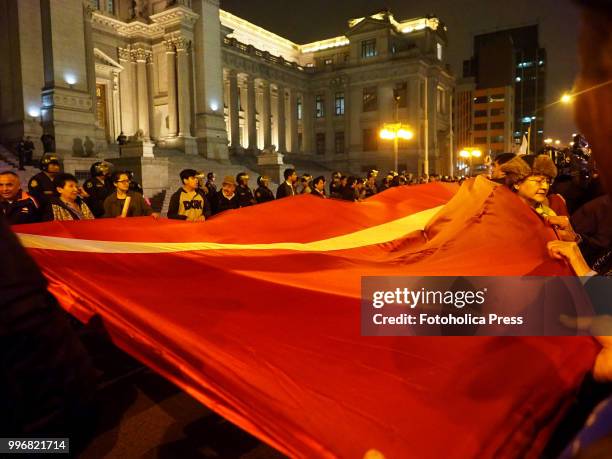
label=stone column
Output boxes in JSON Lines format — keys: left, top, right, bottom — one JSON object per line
{"left": 302, "top": 92, "right": 314, "bottom": 154}
{"left": 146, "top": 54, "right": 155, "bottom": 139}
{"left": 165, "top": 39, "right": 178, "bottom": 138}
{"left": 176, "top": 38, "right": 192, "bottom": 138}
{"left": 261, "top": 81, "right": 272, "bottom": 148}
{"left": 343, "top": 83, "right": 350, "bottom": 155}
{"left": 276, "top": 84, "right": 286, "bottom": 152}
{"left": 191, "top": 0, "right": 229, "bottom": 160}
{"left": 288, "top": 88, "right": 299, "bottom": 153}
{"left": 325, "top": 88, "right": 334, "bottom": 157}
{"left": 246, "top": 75, "right": 257, "bottom": 150}
{"left": 227, "top": 69, "right": 240, "bottom": 150}
{"left": 135, "top": 48, "right": 150, "bottom": 139}
{"left": 118, "top": 47, "right": 134, "bottom": 135}
{"left": 112, "top": 70, "right": 122, "bottom": 140}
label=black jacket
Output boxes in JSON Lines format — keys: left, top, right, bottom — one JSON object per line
{"left": 236, "top": 185, "right": 256, "bottom": 207}
{"left": 276, "top": 182, "right": 295, "bottom": 199}
{"left": 255, "top": 186, "right": 275, "bottom": 203}
{"left": 213, "top": 191, "right": 240, "bottom": 215}
{"left": 83, "top": 177, "right": 114, "bottom": 218}
{"left": 28, "top": 172, "right": 56, "bottom": 208}
{"left": 1, "top": 190, "right": 40, "bottom": 225}
{"left": 311, "top": 189, "right": 326, "bottom": 198}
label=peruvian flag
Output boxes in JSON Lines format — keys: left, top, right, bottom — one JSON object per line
{"left": 14, "top": 178, "right": 598, "bottom": 459}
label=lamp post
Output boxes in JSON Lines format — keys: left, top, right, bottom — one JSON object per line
{"left": 459, "top": 147, "right": 482, "bottom": 177}
{"left": 380, "top": 123, "right": 414, "bottom": 172}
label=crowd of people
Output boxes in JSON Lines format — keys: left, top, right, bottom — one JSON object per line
{"left": 0, "top": 139, "right": 609, "bottom": 276}
{"left": 0, "top": 152, "right": 462, "bottom": 225}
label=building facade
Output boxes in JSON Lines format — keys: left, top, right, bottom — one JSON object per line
{"left": 0, "top": 0, "right": 454, "bottom": 176}
{"left": 471, "top": 86, "right": 515, "bottom": 156}
{"left": 462, "top": 24, "right": 546, "bottom": 153}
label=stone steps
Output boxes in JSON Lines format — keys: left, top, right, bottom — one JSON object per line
{"left": 0, "top": 146, "right": 40, "bottom": 186}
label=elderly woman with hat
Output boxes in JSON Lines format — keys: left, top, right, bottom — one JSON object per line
{"left": 501, "top": 154, "right": 563, "bottom": 218}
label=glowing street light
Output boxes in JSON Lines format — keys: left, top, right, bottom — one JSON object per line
{"left": 555, "top": 140, "right": 561, "bottom": 145}
{"left": 544, "top": 138, "right": 553, "bottom": 144}
{"left": 458, "top": 147, "right": 482, "bottom": 176}
{"left": 560, "top": 93, "right": 573, "bottom": 104}
{"left": 379, "top": 122, "right": 414, "bottom": 171}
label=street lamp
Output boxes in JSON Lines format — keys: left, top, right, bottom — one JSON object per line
{"left": 459, "top": 147, "right": 482, "bottom": 177}
{"left": 379, "top": 122, "right": 414, "bottom": 172}
{"left": 560, "top": 93, "right": 573, "bottom": 104}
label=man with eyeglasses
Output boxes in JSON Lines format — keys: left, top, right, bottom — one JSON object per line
{"left": 103, "top": 170, "right": 158, "bottom": 218}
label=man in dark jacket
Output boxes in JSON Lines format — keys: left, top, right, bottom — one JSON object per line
{"left": 311, "top": 176, "right": 327, "bottom": 198}
{"left": 213, "top": 175, "right": 239, "bottom": 215}
{"left": 0, "top": 171, "right": 40, "bottom": 224}
{"left": 276, "top": 168, "right": 297, "bottom": 199}
{"left": 167, "top": 169, "right": 210, "bottom": 221}
{"left": 236, "top": 172, "right": 256, "bottom": 207}
{"left": 83, "top": 162, "right": 114, "bottom": 218}
{"left": 254, "top": 176, "right": 274, "bottom": 203}
{"left": 28, "top": 153, "right": 61, "bottom": 208}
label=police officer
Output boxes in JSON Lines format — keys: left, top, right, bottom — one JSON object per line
{"left": 254, "top": 176, "right": 274, "bottom": 204}
{"left": 28, "top": 153, "right": 61, "bottom": 208}
{"left": 235, "top": 172, "right": 255, "bottom": 208}
{"left": 82, "top": 161, "right": 114, "bottom": 218}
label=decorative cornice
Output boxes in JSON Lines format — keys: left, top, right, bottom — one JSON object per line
{"left": 91, "top": 10, "right": 164, "bottom": 39}
{"left": 150, "top": 5, "right": 199, "bottom": 29}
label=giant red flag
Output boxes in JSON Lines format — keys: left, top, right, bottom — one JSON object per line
{"left": 14, "top": 178, "right": 599, "bottom": 458}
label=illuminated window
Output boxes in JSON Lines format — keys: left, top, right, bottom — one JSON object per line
{"left": 335, "top": 92, "right": 345, "bottom": 116}
{"left": 316, "top": 133, "right": 325, "bottom": 155}
{"left": 489, "top": 94, "right": 505, "bottom": 102}
{"left": 106, "top": 0, "right": 114, "bottom": 13}
{"left": 436, "top": 43, "right": 443, "bottom": 61}
{"left": 361, "top": 39, "right": 377, "bottom": 58}
{"left": 297, "top": 97, "right": 302, "bottom": 120}
{"left": 362, "top": 87, "right": 377, "bottom": 112}
{"left": 335, "top": 132, "right": 345, "bottom": 154}
{"left": 324, "top": 58, "right": 333, "bottom": 65}
{"left": 315, "top": 95, "right": 324, "bottom": 118}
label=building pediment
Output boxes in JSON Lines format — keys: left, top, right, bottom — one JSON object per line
{"left": 346, "top": 17, "right": 394, "bottom": 37}
{"left": 94, "top": 48, "right": 124, "bottom": 74}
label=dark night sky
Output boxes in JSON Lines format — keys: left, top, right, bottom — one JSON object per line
{"left": 220, "top": 0, "right": 581, "bottom": 141}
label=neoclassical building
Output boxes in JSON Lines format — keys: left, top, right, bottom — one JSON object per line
{"left": 0, "top": 0, "right": 454, "bottom": 176}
